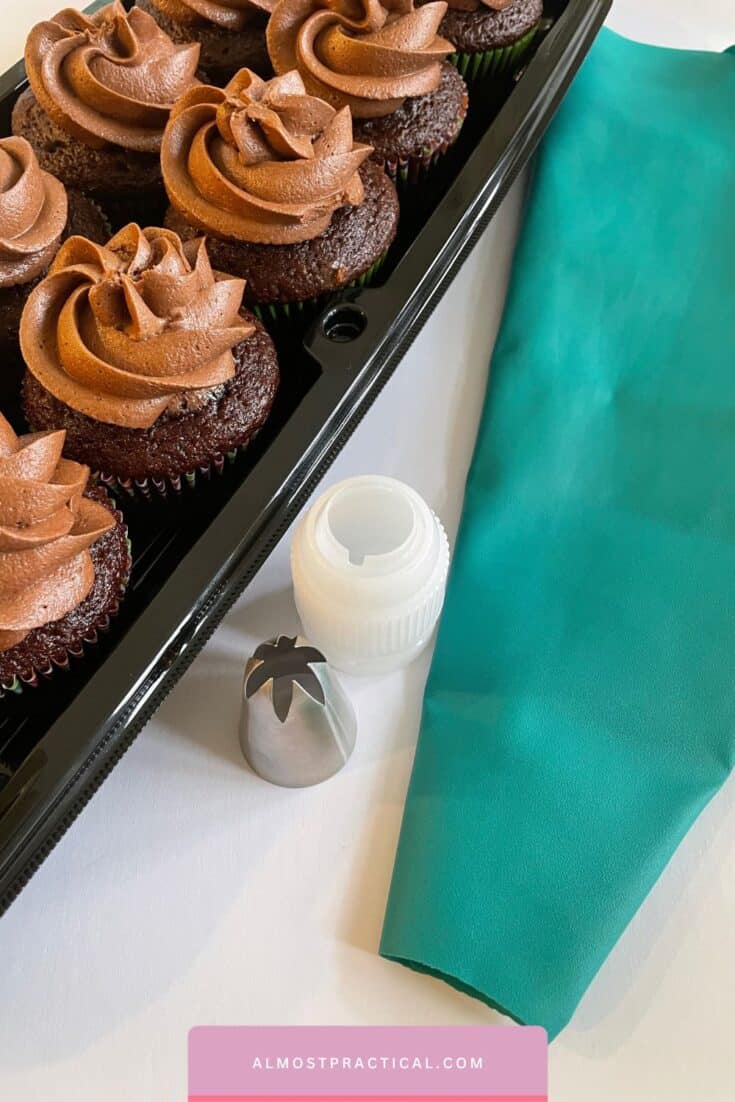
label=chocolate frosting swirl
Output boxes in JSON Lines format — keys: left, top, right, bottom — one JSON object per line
{"left": 21, "top": 224, "right": 254, "bottom": 430}
{"left": 154, "top": 0, "right": 274, "bottom": 31}
{"left": 0, "top": 414, "right": 113, "bottom": 653}
{"left": 162, "top": 68, "right": 372, "bottom": 244}
{"left": 0, "top": 137, "right": 68, "bottom": 289}
{"left": 25, "top": 2, "right": 200, "bottom": 153}
{"left": 267, "top": 0, "right": 453, "bottom": 119}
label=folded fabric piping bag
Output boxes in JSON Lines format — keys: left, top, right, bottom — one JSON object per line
{"left": 379, "top": 28, "right": 735, "bottom": 1040}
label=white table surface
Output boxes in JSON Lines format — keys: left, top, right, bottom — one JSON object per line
{"left": 2, "top": 3, "right": 734, "bottom": 1100}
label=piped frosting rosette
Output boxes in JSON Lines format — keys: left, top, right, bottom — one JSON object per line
{"left": 0, "top": 137, "right": 68, "bottom": 288}
{"left": 267, "top": 0, "right": 454, "bottom": 119}
{"left": 0, "top": 415, "right": 113, "bottom": 653}
{"left": 20, "top": 224, "right": 254, "bottom": 430}
{"left": 154, "top": 0, "right": 274, "bottom": 31}
{"left": 162, "top": 68, "right": 373, "bottom": 244}
{"left": 24, "top": 2, "right": 200, "bottom": 153}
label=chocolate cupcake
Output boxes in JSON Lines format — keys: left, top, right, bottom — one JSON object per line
{"left": 267, "top": 0, "right": 468, "bottom": 184}
{"left": 0, "top": 137, "right": 109, "bottom": 403}
{"left": 20, "top": 224, "right": 280, "bottom": 497}
{"left": 136, "top": 0, "right": 274, "bottom": 84}
{"left": 431, "top": 0, "right": 543, "bottom": 82}
{"left": 0, "top": 413, "right": 130, "bottom": 696}
{"left": 12, "top": 3, "right": 200, "bottom": 230}
{"left": 162, "top": 68, "right": 398, "bottom": 321}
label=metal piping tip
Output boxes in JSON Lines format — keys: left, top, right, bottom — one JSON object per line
{"left": 239, "top": 635, "right": 357, "bottom": 788}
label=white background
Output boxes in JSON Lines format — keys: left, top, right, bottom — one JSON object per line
{"left": 1, "top": 2, "right": 734, "bottom": 1100}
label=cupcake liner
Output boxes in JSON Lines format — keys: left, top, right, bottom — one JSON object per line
{"left": 0, "top": 605, "right": 121, "bottom": 697}
{"left": 98, "top": 441, "right": 249, "bottom": 501}
{"left": 377, "top": 110, "right": 467, "bottom": 189}
{"left": 251, "top": 250, "right": 389, "bottom": 328}
{"left": 0, "top": 517, "right": 132, "bottom": 699}
{"left": 449, "top": 24, "right": 540, "bottom": 84}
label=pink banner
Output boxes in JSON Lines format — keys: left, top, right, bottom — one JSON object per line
{"left": 190, "top": 1096, "right": 546, "bottom": 1102}
{"left": 189, "top": 1096, "right": 546, "bottom": 1102}
{"left": 188, "top": 1027, "right": 547, "bottom": 1099}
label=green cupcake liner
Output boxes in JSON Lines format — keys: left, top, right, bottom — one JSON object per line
{"left": 99, "top": 445, "right": 242, "bottom": 501}
{"left": 379, "top": 100, "right": 468, "bottom": 191}
{"left": 251, "top": 250, "right": 389, "bottom": 328}
{"left": 0, "top": 528, "right": 132, "bottom": 699}
{"left": 449, "top": 24, "right": 540, "bottom": 84}
{"left": 0, "top": 609, "right": 116, "bottom": 698}
{"left": 1, "top": 675, "right": 24, "bottom": 697}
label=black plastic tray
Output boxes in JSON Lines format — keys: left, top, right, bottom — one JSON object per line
{"left": 0, "top": 0, "right": 611, "bottom": 914}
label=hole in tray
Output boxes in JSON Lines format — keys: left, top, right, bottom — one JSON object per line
{"left": 321, "top": 304, "right": 367, "bottom": 343}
